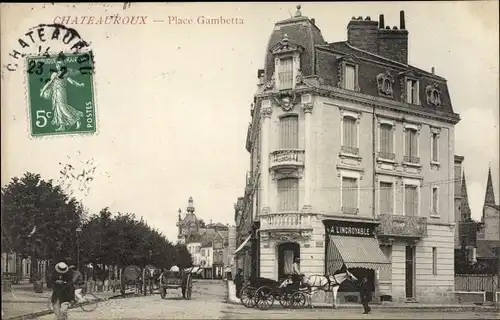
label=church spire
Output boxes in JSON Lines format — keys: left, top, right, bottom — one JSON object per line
{"left": 460, "top": 171, "right": 472, "bottom": 221}
{"left": 484, "top": 165, "right": 496, "bottom": 206}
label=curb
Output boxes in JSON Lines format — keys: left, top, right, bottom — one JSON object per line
{"left": 3, "top": 292, "right": 138, "bottom": 320}
{"left": 224, "top": 283, "right": 498, "bottom": 313}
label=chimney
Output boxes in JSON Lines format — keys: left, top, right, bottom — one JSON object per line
{"left": 377, "top": 11, "right": 409, "bottom": 64}
{"left": 347, "top": 16, "right": 379, "bottom": 54}
{"left": 379, "top": 14, "right": 385, "bottom": 29}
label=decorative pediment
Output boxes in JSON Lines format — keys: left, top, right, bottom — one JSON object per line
{"left": 337, "top": 53, "right": 361, "bottom": 65}
{"left": 425, "top": 83, "right": 442, "bottom": 107}
{"left": 272, "top": 91, "right": 299, "bottom": 112}
{"left": 270, "top": 34, "right": 304, "bottom": 55}
{"left": 376, "top": 71, "right": 395, "bottom": 97}
{"left": 399, "top": 69, "right": 420, "bottom": 79}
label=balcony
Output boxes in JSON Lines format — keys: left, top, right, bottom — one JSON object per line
{"left": 377, "top": 152, "right": 395, "bottom": 161}
{"left": 403, "top": 155, "right": 420, "bottom": 165}
{"left": 341, "top": 145, "right": 359, "bottom": 156}
{"left": 375, "top": 214, "right": 428, "bottom": 239}
{"left": 269, "top": 149, "right": 305, "bottom": 171}
{"left": 260, "top": 212, "right": 312, "bottom": 231}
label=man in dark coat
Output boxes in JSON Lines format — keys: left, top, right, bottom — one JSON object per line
{"left": 51, "top": 262, "right": 75, "bottom": 320}
{"left": 359, "top": 276, "right": 372, "bottom": 314}
{"left": 233, "top": 268, "right": 244, "bottom": 299}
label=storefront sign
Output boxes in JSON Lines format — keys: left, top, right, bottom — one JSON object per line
{"left": 324, "top": 220, "right": 375, "bottom": 237}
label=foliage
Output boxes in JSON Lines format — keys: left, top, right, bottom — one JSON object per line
{"left": 1, "top": 172, "right": 83, "bottom": 261}
{"left": 1, "top": 171, "right": 193, "bottom": 272}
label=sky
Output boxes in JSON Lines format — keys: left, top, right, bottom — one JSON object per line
{"left": 1, "top": 2, "right": 499, "bottom": 242}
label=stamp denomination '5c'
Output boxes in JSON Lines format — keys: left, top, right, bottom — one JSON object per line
{"left": 26, "top": 52, "right": 96, "bottom": 137}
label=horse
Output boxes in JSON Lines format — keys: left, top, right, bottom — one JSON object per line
{"left": 299, "top": 269, "right": 358, "bottom": 309}
{"left": 143, "top": 265, "right": 162, "bottom": 294}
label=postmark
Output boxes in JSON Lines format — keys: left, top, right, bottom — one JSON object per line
{"left": 26, "top": 52, "right": 96, "bottom": 136}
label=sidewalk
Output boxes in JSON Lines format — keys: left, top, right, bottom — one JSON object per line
{"left": 225, "top": 280, "right": 499, "bottom": 312}
{"left": 1, "top": 283, "right": 122, "bottom": 319}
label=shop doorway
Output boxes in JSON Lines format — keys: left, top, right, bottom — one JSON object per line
{"left": 277, "top": 242, "right": 300, "bottom": 281}
{"left": 405, "top": 246, "right": 415, "bottom": 299}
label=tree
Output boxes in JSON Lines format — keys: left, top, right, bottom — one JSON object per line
{"left": 1, "top": 172, "right": 83, "bottom": 264}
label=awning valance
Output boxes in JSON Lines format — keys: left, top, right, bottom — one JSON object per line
{"left": 234, "top": 235, "right": 252, "bottom": 255}
{"left": 328, "top": 236, "right": 391, "bottom": 271}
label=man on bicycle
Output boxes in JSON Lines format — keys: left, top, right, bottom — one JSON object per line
{"left": 50, "top": 262, "right": 74, "bottom": 320}
{"left": 69, "top": 265, "right": 85, "bottom": 303}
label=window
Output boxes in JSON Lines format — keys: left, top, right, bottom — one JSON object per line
{"left": 344, "top": 64, "right": 356, "bottom": 90}
{"left": 404, "top": 128, "right": 419, "bottom": 163}
{"left": 277, "top": 178, "right": 299, "bottom": 211}
{"left": 279, "top": 115, "right": 299, "bottom": 149}
{"left": 379, "top": 123, "right": 394, "bottom": 160}
{"left": 342, "top": 176, "right": 358, "bottom": 214}
{"left": 432, "top": 247, "right": 437, "bottom": 275}
{"left": 432, "top": 187, "right": 439, "bottom": 215}
{"left": 431, "top": 133, "right": 439, "bottom": 162}
{"left": 279, "top": 57, "right": 293, "bottom": 90}
{"left": 342, "top": 116, "right": 358, "bottom": 154}
{"left": 380, "top": 182, "right": 394, "bottom": 215}
{"left": 404, "top": 185, "right": 418, "bottom": 216}
{"left": 201, "top": 250, "right": 205, "bottom": 257}
{"left": 406, "top": 79, "right": 419, "bottom": 104}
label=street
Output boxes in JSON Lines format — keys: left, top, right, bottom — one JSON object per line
{"left": 35, "top": 282, "right": 499, "bottom": 320}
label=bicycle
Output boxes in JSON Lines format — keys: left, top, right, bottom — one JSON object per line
{"left": 47, "top": 290, "right": 100, "bottom": 312}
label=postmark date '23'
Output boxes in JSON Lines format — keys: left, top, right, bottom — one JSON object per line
{"left": 26, "top": 52, "right": 96, "bottom": 137}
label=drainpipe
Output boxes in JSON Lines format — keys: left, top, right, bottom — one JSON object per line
{"left": 372, "top": 105, "right": 380, "bottom": 303}
{"left": 372, "top": 105, "right": 376, "bottom": 219}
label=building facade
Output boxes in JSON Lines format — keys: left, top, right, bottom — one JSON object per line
{"left": 235, "top": 7, "right": 460, "bottom": 304}
{"left": 176, "top": 197, "right": 233, "bottom": 278}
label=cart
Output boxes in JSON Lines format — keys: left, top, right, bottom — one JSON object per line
{"left": 159, "top": 265, "right": 194, "bottom": 300}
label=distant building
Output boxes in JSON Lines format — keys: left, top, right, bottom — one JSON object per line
{"left": 235, "top": 6, "right": 461, "bottom": 304}
{"left": 476, "top": 167, "right": 500, "bottom": 274}
{"left": 176, "top": 197, "right": 233, "bottom": 278}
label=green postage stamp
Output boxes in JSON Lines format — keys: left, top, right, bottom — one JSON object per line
{"left": 26, "top": 52, "right": 96, "bottom": 137}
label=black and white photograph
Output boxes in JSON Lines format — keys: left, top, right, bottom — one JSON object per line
{"left": 1, "top": 2, "right": 499, "bottom": 319}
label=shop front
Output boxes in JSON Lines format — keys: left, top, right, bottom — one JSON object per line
{"left": 324, "top": 219, "right": 391, "bottom": 303}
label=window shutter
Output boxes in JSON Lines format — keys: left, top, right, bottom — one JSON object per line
{"left": 406, "top": 80, "right": 412, "bottom": 103}
{"left": 279, "top": 116, "right": 298, "bottom": 149}
{"left": 432, "top": 134, "right": 438, "bottom": 161}
{"left": 345, "top": 65, "right": 356, "bottom": 90}
{"left": 278, "top": 178, "right": 299, "bottom": 211}
{"left": 343, "top": 117, "right": 356, "bottom": 148}
{"left": 279, "top": 58, "right": 293, "bottom": 89}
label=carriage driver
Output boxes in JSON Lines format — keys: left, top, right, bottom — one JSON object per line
{"left": 292, "top": 257, "right": 302, "bottom": 285}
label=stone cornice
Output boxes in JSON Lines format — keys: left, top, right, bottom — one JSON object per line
{"left": 254, "top": 84, "right": 460, "bottom": 125}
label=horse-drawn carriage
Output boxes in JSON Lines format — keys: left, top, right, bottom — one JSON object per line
{"left": 240, "top": 276, "right": 306, "bottom": 310}
{"left": 159, "top": 265, "right": 195, "bottom": 300}
{"left": 119, "top": 264, "right": 161, "bottom": 296}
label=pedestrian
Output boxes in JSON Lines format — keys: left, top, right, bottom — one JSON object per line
{"left": 50, "top": 262, "right": 74, "bottom": 320}
{"left": 359, "top": 275, "right": 372, "bottom": 314}
{"left": 292, "top": 257, "right": 301, "bottom": 285}
{"left": 233, "top": 268, "right": 244, "bottom": 299}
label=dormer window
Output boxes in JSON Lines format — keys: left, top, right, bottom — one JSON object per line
{"left": 344, "top": 64, "right": 356, "bottom": 90}
{"left": 279, "top": 57, "right": 294, "bottom": 90}
{"left": 270, "top": 34, "right": 304, "bottom": 91}
{"left": 337, "top": 54, "right": 360, "bottom": 91}
{"left": 406, "top": 78, "right": 420, "bottom": 105}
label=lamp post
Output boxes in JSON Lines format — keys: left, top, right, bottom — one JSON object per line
{"left": 76, "top": 227, "right": 82, "bottom": 271}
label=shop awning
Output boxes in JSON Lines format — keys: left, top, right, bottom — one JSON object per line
{"left": 234, "top": 235, "right": 251, "bottom": 255}
{"left": 328, "top": 236, "right": 391, "bottom": 271}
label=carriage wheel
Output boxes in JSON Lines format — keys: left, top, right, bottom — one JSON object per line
{"left": 240, "top": 285, "right": 257, "bottom": 308}
{"left": 160, "top": 287, "right": 166, "bottom": 299}
{"left": 278, "top": 291, "right": 293, "bottom": 309}
{"left": 185, "top": 274, "right": 192, "bottom": 300}
{"left": 291, "top": 292, "right": 306, "bottom": 309}
{"left": 255, "top": 286, "right": 274, "bottom": 310}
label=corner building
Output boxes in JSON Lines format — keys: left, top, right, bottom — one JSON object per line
{"left": 236, "top": 6, "right": 461, "bottom": 304}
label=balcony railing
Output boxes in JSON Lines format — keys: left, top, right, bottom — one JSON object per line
{"left": 260, "top": 212, "right": 312, "bottom": 231}
{"left": 403, "top": 155, "right": 420, "bottom": 164}
{"left": 341, "top": 145, "right": 359, "bottom": 156}
{"left": 375, "top": 214, "right": 428, "bottom": 238}
{"left": 269, "top": 149, "right": 305, "bottom": 170}
{"left": 377, "top": 152, "right": 395, "bottom": 161}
